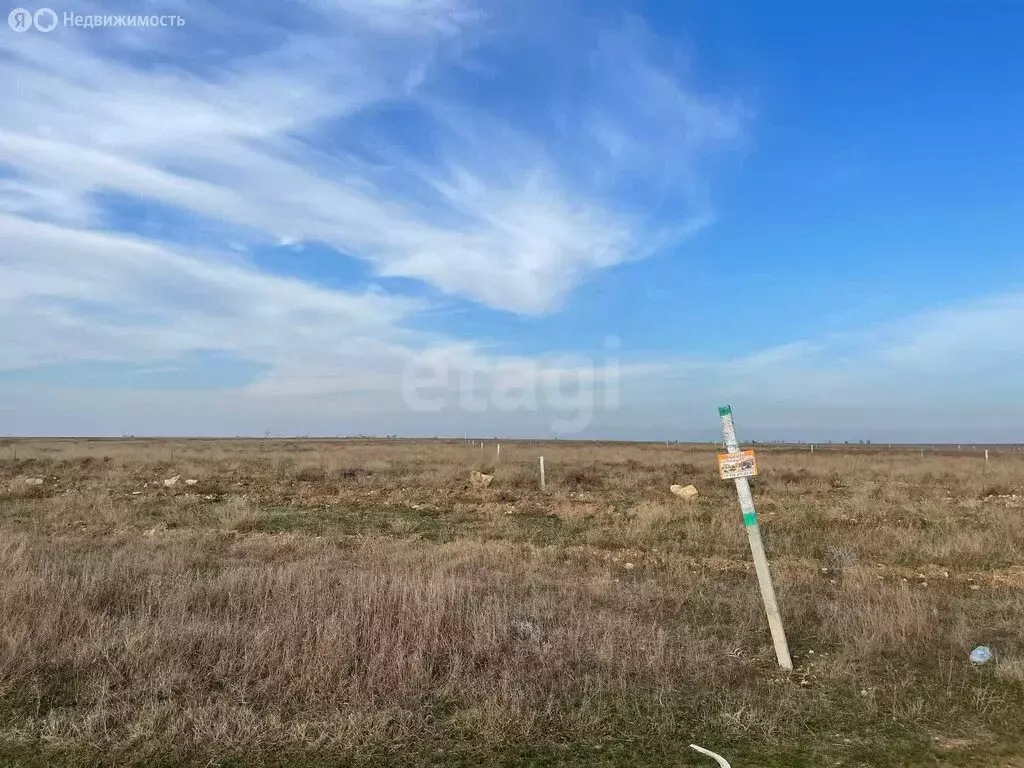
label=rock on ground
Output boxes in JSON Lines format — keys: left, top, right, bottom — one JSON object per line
{"left": 670, "top": 484, "right": 699, "bottom": 501}
{"left": 470, "top": 471, "right": 494, "bottom": 488}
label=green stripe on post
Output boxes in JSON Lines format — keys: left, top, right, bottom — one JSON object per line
{"left": 742, "top": 510, "right": 757, "bottom": 527}
{"left": 718, "top": 405, "right": 732, "bottom": 417}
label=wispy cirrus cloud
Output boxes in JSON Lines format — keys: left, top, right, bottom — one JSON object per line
{"left": 0, "top": 0, "right": 743, "bottom": 314}
{"left": 0, "top": 214, "right": 422, "bottom": 374}
{"left": 2, "top": 1, "right": 1022, "bottom": 440}
{"left": 0, "top": 0, "right": 753, "bottom": 438}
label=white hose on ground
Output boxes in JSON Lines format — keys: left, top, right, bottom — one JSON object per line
{"left": 690, "top": 743, "right": 732, "bottom": 767}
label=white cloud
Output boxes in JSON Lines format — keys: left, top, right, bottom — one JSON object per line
{"left": 0, "top": 0, "right": 749, "bottom": 437}
{"left": 0, "top": 1, "right": 742, "bottom": 315}
{"left": 0, "top": 215, "right": 422, "bottom": 373}
{"left": 3, "top": 210, "right": 1023, "bottom": 441}
{"left": 5, "top": 1, "right": 1018, "bottom": 440}
{"left": 0, "top": 214, "right": 636, "bottom": 431}
{"left": 615, "top": 291, "right": 1024, "bottom": 439}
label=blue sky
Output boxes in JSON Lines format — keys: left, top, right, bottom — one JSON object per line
{"left": 1, "top": 0, "right": 1023, "bottom": 440}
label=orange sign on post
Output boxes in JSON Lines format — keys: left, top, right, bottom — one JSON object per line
{"left": 717, "top": 448, "right": 757, "bottom": 480}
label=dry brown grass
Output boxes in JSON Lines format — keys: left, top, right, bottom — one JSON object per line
{"left": 1, "top": 438, "right": 1023, "bottom": 766}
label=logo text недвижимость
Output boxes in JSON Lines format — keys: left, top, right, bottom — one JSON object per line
{"left": 8, "top": 8, "right": 185, "bottom": 32}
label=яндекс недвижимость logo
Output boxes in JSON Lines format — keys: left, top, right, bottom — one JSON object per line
{"left": 8, "top": 7, "right": 184, "bottom": 31}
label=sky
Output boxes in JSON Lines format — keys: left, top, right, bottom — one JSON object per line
{"left": 1, "top": 0, "right": 1023, "bottom": 441}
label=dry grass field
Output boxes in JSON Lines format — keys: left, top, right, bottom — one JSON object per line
{"left": 0, "top": 437, "right": 1023, "bottom": 767}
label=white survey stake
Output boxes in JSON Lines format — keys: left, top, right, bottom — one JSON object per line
{"left": 718, "top": 404, "right": 793, "bottom": 670}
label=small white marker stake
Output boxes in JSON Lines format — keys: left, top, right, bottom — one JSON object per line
{"left": 539, "top": 456, "right": 546, "bottom": 491}
{"left": 810, "top": 444, "right": 814, "bottom": 455}
{"left": 718, "top": 405, "right": 793, "bottom": 671}
{"left": 496, "top": 443, "right": 501, "bottom": 464}
{"left": 985, "top": 449, "right": 989, "bottom": 464}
